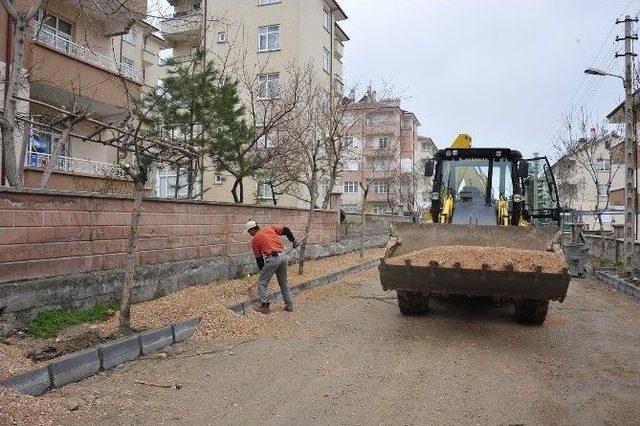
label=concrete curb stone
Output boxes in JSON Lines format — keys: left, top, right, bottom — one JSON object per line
{"left": 50, "top": 348, "right": 100, "bottom": 388}
{"left": 594, "top": 270, "right": 640, "bottom": 301}
{"left": 0, "top": 366, "right": 51, "bottom": 396}
{"left": 173, "top": 317, "right": 200, "bottom": 342}
{"left": 99, "top": 334, "right": 141, "bottom": 370}
{"left": 140, "top": 325, "right": 174, "bottom": 355}
{"left": 0, "top": 317, "right": 201, "bottom": 396}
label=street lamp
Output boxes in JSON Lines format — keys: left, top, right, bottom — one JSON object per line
{"left": 584, "top": 67, "right": 624, "bottom": 81}
{"left": 584, "top": 64, "right": 636, "bottom": 274}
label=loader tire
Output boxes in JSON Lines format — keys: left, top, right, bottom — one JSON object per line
{"left": 397, "top": 291, "right": 429, "bottom": 316}
{"left": 514, "top": 299, "right": 549, "bottom": 325}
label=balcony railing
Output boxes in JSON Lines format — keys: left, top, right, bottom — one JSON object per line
{"left": 25, "top": 151, "right": 129, "bottom": 180}
{"left": 33, "top": 27, "right": 143, "bottom": 83}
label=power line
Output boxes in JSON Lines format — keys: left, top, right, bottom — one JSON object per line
{"left": 536, "top": 1, "right": 640, "bottom": 157}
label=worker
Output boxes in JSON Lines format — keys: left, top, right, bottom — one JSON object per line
{"left": 246, "top": 220, "right": 298, "bottom": 314}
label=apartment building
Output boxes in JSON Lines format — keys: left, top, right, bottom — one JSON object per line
{"left": 159, "top": 0, "right": 348, "bottom": 206}
{"left": 1, "top": 0, "right": 168, "bottom": 193}
{"left": 551, "top": 133, "right": 624, "bottom": 230}
{"left": 340, "top": 90, "right": 432, "bottom": 216}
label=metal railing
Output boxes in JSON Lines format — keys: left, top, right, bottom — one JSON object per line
{"left": 33, "top": 26, "right": 143, "bottom": 83}
{"left": 25, "top": 151, "right": 128, "bottom": 180}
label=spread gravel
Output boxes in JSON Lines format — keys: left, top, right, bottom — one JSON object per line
{"left": 386, "top": 245, "right": 567, "bottom": 273}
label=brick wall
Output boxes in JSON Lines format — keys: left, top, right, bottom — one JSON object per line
{"left": 0, "top": 188, "right": 339, "bottom": 284}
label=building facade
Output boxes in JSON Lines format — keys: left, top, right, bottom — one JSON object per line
{"left": 340, "top": 90, "right": 434, "bottom": 216}
{"left": 1, "top": 0, "right": 168, "bottom": 194}
{"left": 159, "top": 0, "right": 348, "bottom": 206}
{"left": 552, "top": 133, "right": 624, "bottom": 230}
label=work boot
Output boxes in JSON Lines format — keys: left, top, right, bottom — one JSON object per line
{"left": 284, "top": 304, "right": 294, "bottom": 312}
{"left": 253, "top": 303, "right": 270, "bottom": 314}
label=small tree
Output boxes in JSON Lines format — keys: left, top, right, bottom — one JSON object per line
{"left": 208, "top": 62, "right": 310, "bottom": 203}
{"left": 554, "top": 108, "right": 622, "bottom": 247}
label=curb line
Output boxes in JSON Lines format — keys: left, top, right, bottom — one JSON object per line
{"left": 0, "top": 317, "right": 201, "bottom": 396}
{"left": 593, "top": 270, "right": 640, "bottom": 301}
{"left": 229, "top": 258, "right": 381, "bottom": 315}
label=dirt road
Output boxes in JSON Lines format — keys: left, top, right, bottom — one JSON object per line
{"left": 49, "top": 270, "right": 639, "bottom": 425}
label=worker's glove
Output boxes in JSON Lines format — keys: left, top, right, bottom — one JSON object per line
{"left": 292, "top": 240, "right": 299, "bottom": 249}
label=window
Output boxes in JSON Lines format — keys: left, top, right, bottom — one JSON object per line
{"left": 374, "top": 136, "right": 390, "bottom": 149}
{"left": 345, "top": 136, "right": 360, "bottom": 149}
{"left": 257, "top": 181, "right": 274, "bottom": 200}
{"left": 421, "top": 142, "right": 429, "bottom": 151}
{"left": 323, "top": 8, "right": 330, "bottom": 30}
{"left": 596, "top": 158, "right": 611, "bottom": 171}
{"left": 259, "top": 0, "right": 280, "bottom": 4}
{"left": 123, "top": 27, "right": 136, "bottom": 45}
{"left": 257, "top": 134, "right": 276, "bottom": 148}
{"left": 401, "top": 158, "right": 413, "bottom": 173}
{"left": 344, "top": 159, "right": 359, "bottom": 171}
{"left": 217, "top": 31, "right": 227, "bottom": 43}
{"left": 258, "top": 73, "right": 280, "bottom": 99}
{"left": 258, "top": 25, "right": 280, "bottom": 52}
{"left": 597, "top": 184, "right": 609, "bottom": 196}
{"left": 372, "top": 159, "right": 390, "bottom": 171}
{"left": 121, "top": 57, "right": 135, "bottom": 79}
{"left": 371, "top": 114, "right": 392, "bottom": 125}
{"left": 156, "top": 168, "right": 190, "bottom": 199}
{"left": 36, "top": 11, "right": 72, "bottom": 51}
{"left": 214, "top": 173, "right": 223, "bottom": 184}
{"left": 323, "top": 47, "right": 331, "bottom": 72}
{"left": 402, "top": 118, "right": 412, "bottom": 130}
{"left": 373, "top": 181, "right": 388, "bottom": 194}
{"left": 344, "top": 181, "right": 359, "bottom": 194}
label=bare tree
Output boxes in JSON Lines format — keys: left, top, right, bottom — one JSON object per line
{"left": 554, "top": 108, "right": 622, "bottom": 245}
{"left": 0, "top": 0, "right": 44, "bottom": 187}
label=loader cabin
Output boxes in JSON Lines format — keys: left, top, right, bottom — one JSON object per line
{"left": 425, "top": 147, "right": 560, "bottom": 226}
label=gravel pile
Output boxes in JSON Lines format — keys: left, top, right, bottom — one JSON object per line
{"left": 386, "top": 245, "right": 567, "bottom": 273}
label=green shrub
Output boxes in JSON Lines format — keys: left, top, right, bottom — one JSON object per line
{"left": 27, "top": 302, "right": 119, "bottom": 338}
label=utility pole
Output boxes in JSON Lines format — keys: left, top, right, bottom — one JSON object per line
{"left": 616, "top": 15, "right": 638, "bottom": 275}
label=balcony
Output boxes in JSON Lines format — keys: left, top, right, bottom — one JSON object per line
{"left": 25, "top": 151, "right": 128, "bottom": 180}
{"left": 33, "top": 27, "right": 143, "bottom": 84}
{"left": 161, "top": 12, "right": 203, "bottom": 44}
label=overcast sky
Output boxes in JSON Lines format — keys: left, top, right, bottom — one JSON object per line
{"left": 338, "top": 0, "right": 639, "bottom": 157}
{"left": 154, "top": 0, "right": 638, "bottom": 157}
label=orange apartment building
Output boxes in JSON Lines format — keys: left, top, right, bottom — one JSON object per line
{"left": 0, "top": 0, "right": 169, "bottom": 194}
{"left": 340, "top": 90, "right": 436, "bottom": 216}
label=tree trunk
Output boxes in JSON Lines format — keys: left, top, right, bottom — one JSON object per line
{"left": 360, "top": 188, "right": 369, "bottom": 258}
{"left": 1, "top": 21, "right": 28, "bottom": 188}
{"left": 119, "top": 180, "right": 145, "bottom": 334}
{"left": 38, "top": 119, "right": 75, "bottom": 188}
{"left": 298, "top": 203, "right": 315, "bottom": 275}
{"left": 231, "top": 177, "right": 244, "bottom": 203}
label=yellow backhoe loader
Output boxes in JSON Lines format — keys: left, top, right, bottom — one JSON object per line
{"left": 378, "top": 135, "right": 570, "bottom": 324}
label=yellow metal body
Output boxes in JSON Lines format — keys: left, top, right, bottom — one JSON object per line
{"left": 451, "top": 134, "right": 472, "bottom": 149}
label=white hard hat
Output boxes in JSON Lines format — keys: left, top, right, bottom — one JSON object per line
{"left": 245, "top": 220, "right": 258, "bottom": 231}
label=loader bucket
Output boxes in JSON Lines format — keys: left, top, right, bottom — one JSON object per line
{"left": 379, "top": 223, "right": 570, "bottom": 302}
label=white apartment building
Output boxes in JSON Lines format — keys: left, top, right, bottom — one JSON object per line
{"left": 552, "top": 133, "right": 624, "bottom": 230}
{"left": 160, "top": 0, "right": 349, "bottom": 206}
